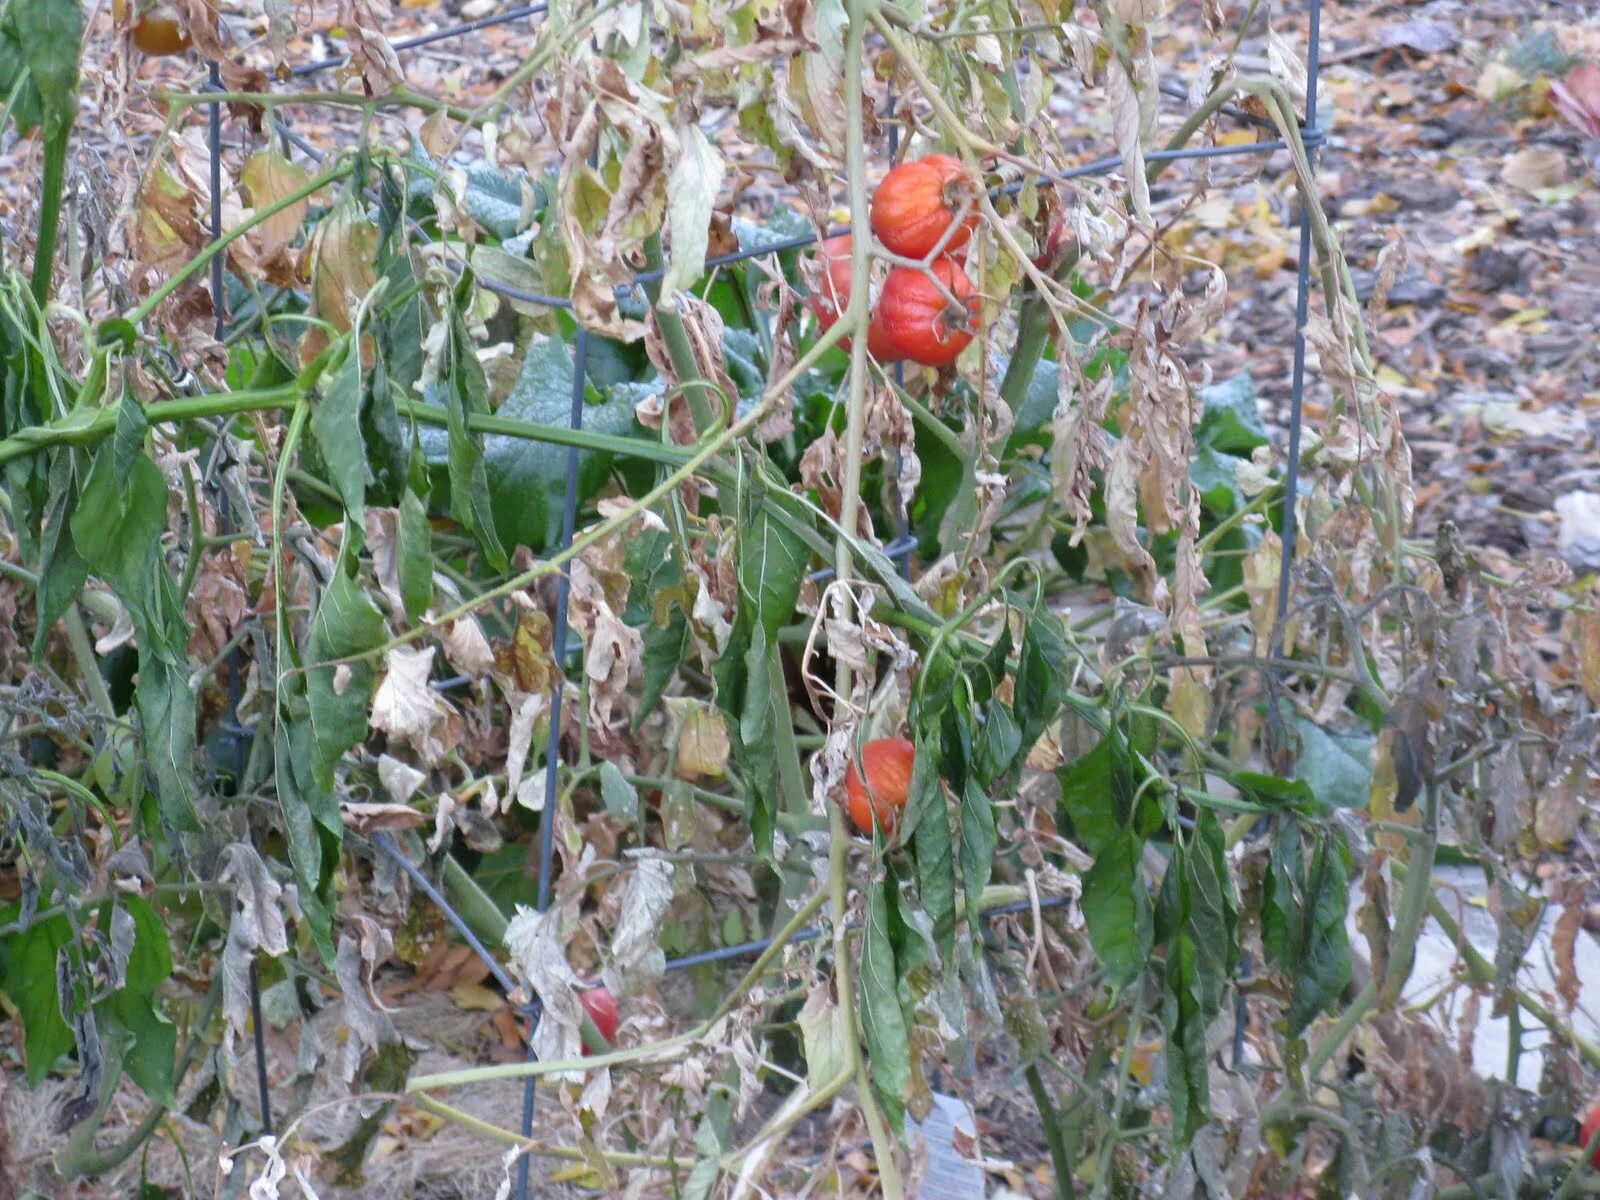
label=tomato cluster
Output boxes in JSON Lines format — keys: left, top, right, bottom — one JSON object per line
{"left": 806, "top": 154, "right": 981, "bottom": 368}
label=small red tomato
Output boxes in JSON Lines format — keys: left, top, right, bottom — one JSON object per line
{"left": 843, "top": 737, "right": 917, "bottom": 837}
{"left": 876, "top": 258, "right": 979, "bottom": 368}
{"left": 578, "top": 986, "right": 619, "bottom": 1054}
{"left": 808, "top": 235, "right": 904, "bottom": 362}
{"left": 131, "top": 5, "right": 190, "bottom": 54}
{"left": 870, "top": 154, "right": 979, "bottom": 260}
{"left": 1582, "top": 1096, "right": 1600, "bottom": 1170}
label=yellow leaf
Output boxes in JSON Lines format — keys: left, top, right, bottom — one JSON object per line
{"left": 240, "top": 149, "right": 313, "bottom": 252}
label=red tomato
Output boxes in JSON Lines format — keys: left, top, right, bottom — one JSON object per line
{"left": 876, "top": 258, "right": 979, "bottom": 368}
{"left": 131, "top": 5, "right": 190, "bottom": 54}
{"left": 578, "top": 986, "right": 619, "bottom": 1053}
{"left": 808, "top": 235, "right": 904, "bottom": 361}
{"left": 870, "top": 154, "right": 978, "bottom": 260}
{"left": 1582, "top": 1096, "right": 1600, "bottom": 1170}
{"left": 843, "top": 737, "right": 917, "bottom": 837}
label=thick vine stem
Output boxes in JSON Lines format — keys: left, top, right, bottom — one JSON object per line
{"left": 826, "top": 0, "right": 903, "bottom": 1193}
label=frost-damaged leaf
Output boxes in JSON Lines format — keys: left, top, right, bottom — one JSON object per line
{"left": 371, "top": 646, "right": 463, "bottom": 767}
{"left": 335, "top": 917, "right": 401, "bottom": 1082}
{"left": 662, "top": 123, "right": 725, "bottom": 296}
{"left": 335, "top": 0, "right": 404, "bottom": 95}
{"left": 1105, "top": 18, "right": 1159, "bottom": 223}
{"left": 792, "top": 0, "right": 849, "bottom": 158}
{"left": 217, "top": 844, "right": 291, "bottom": 1064}
{"left": 1266, "top": 26, "right": 1309, "bottom": 113}
{"left": 305, "top": 546, "right": 386, "bottom": 790}
{"left": 861, "top": 873, "right": 912, "bottom": 1128}
{"left": 601, "top": 858, "right": 674, "bottom": 996}
{"left": 504, "top": 905, "right": 586, "bottom": 1078}
{"left": 303, "top": 196, "right": 379, "bottom": 365}
{"left": 797, "top": 985, "right": 848, "bottom": 1085}
{"left": 132, "top": 168, "right": 208, "bottom": 275}
{"left": 670, "top": 698, "right": 731, "bottom": 780}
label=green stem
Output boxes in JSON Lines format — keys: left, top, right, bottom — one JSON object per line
{"left": 641, "top": 233, "right": 718, "bottom": 435}
{"left": 1025, "top": 1062, "right": 1076, "bottom": 1200}
{"left": 63, "top": 602, "right": 114, "bottom": 716}
{"left": 440, "top": 851, "right": 510, "bottom": 946}
{"left": 30, "top": 131, "right": 68, "bottom": 307}
{"left": 768, "top": 642, "right": 811, "bottom": 818}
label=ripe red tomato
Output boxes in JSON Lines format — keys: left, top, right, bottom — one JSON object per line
{"left": 1582, "top": 1096, "right": 1600, "bottom": 1170}
{"left": 870, "top": 154, "right": 979, "bottom": 260}
{"left": 578, "top": 986, "right": 619, "bottom": 1053}
{"left": 131, "top": 5, "right": 190, "bottom": 54}
{"left": 808, "top": 235, "right": 904, "bottom": 361}
{"left": 876, "top": 258, "right": 979, "bottom": 368}
{"left": 843, "top": 737, "right": 917, "bottom": 837}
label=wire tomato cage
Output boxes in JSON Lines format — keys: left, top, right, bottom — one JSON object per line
{"left": 189, "top": 0, "right": 1327, "bottom": 1181}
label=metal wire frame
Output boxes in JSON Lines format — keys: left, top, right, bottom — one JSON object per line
{"left": 193, "top": 0, "right": 1327, "bottom": 1174}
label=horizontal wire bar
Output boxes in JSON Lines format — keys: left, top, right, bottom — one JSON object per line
{"left": 374, "top": 829, "right": 1076, "bottom": 987}
{"left": 372, "top": 831, "right": 519, "bottom": 995}
{"left": 289, "top": 2, "right": 550, "bottom": 77}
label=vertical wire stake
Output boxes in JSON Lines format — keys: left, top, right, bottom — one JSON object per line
{"left": 1267, "top": 0, "right": 1322, "bottom": 730}
{"left": 207, "top": 56, "right": 272, "bottom": 1136}
{"left": 514, "top": 324, "right": 591, "bottom": 1200}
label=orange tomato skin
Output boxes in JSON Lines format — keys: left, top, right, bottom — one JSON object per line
{"left": 1582, "top": 1097, "right": 1600, "bottom": 1170}
{"left": 808, "top": 235, "right": 904, "bottom": 362}
{"left": 579, "top": 986, "right": 619, "bottom": 1053}
{"left": 843, "top": 737, "right": 917, "bottom": 837}
{"left": 876, "top": 258, "right": 979, "bottom": 368}
{"left": 870, "top": 154, "right": 978, "bottom": 259}
{"left": 131, "top": 7, "right": 190, "bottom": 54}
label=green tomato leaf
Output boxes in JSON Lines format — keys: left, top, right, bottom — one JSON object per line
{"left": 1079, "top": 831, "right": 1153, "bottom": 988}
{"left": 1, "top": 914, "right": 74, "bottom": 1084}
{"left": 441, "top": 307, "right": 507, "bottom": 571}
{"left": 907, "top": 730, "right": 956, "bottom": 958}
{"left": 1196, "top": 374, "right": 1267, "bottom": 454}
{"left": 304, "top": 547, "right": 387, "bottom": 792}
{"left": 483, "top": 336, "right": 639, "bottom": 552}
{"left": 309, "top": 338, "right": 370, "bottom": 530}
{"left": 1294, "top": 718, "right": 1375, "bottom": 810}
{"left": 0, "top": 0, "right": 83, "bottom": 139}
{"left": 860, "top": 874, "right": 912, "bottom": 1129}
{"left": 958, "top": 778, "right": 996, "bottom": 945}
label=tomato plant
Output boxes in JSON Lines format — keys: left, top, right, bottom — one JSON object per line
{"left": 0, "top": 0, "right": 1542, "bottom": 1195}
{"left": 876, "top": 257, "right": 978, "bottom": 367}
{"left": 870, "top": 153, "right": 978, "bottom": 259}
{"left": 843, "top": 737, "right": 917, "bottom": 836}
